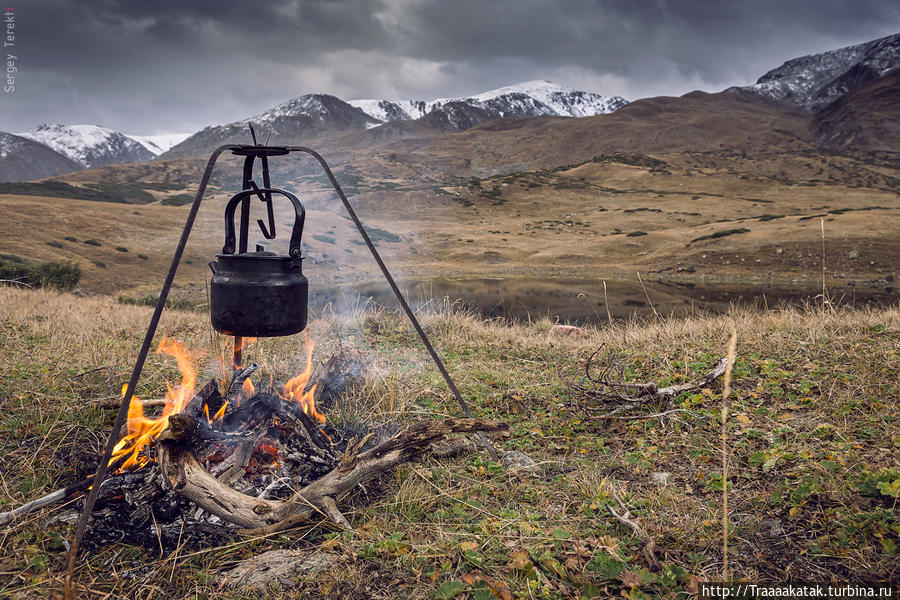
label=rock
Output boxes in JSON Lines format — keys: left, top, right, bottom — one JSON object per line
{"left": 649, "top": 472, "right": 671, "bottom": 484}
{"left": 222, "top": 550, "right": 331, "bottom": 592}
{"left": 500, "top": 450, "right": 538, "bottom": 473}
{"left": 761, "top": 517, "right": 784, "bottom": 537}
{"left": 848, "top": 249, "right": 860, "bottom": 259}
{"left": 549, "top": 324, "right": 585, "bottom": 337}
{"left": 775, "top": 248, "right": 783, "bottom": 255}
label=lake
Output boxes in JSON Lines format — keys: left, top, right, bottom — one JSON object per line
{"left": 309, "top": 276, "right": 895, "bottom": 324}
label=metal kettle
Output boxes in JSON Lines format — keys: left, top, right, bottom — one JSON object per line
{"left": 209, "top": 187, "right": 308, "bottom": 337}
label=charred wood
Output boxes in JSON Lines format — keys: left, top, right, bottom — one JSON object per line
{"left": 157, "top": 416, "right": 509, "bottom": 533}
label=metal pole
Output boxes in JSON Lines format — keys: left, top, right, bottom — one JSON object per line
{"left": 285, "top": 146, "right": 500, "bottom": 461}
{"left": 64, "top": 145, "right": 232, "bottom": 598}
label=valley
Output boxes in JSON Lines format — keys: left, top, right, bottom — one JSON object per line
{"left": 1, "top": 145, "right": 896, "bottom": 321}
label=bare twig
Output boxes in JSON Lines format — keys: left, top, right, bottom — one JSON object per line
{"left": 607, "top": 488, "right": 661, "bottom": 572}
{"left": 636, "top": 271, "right": 659, "bottom": 320}
{"left": 568, "top": 351, "right": 730, "bottom": 421}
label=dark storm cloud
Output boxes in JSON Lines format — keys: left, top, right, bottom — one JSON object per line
{"left": 3, "top": 0, "right": 899, "bottom": 135}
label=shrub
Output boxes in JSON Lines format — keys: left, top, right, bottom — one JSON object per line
{"left": 91, "top": 260, "right": 107, "bottom": 268}
{"left": 161, "top": 193, "right": 194, "bottom": 206}
{"left": 137, "top": 254, "right": 148, "bottom": 260}
{"left": 116, "top": 295, "right": 196, "bottom": 311}
{"left": 115, "top": 246, "right": 129, "bottom": 253}
{"left": 0, "top": 253, "right": 81, "bottom": 290}
{"left": 46, "top": 241, "right": 63, "bottom": 249}
{"left": 626, "top": 231, "right": 648, "bottom": 237}
{"left": 364, "top": 226, "right": 401, "bottom": 243}
{"left": 83, "top": 239, "right": 102, "bottom": 247}
{"left": 64, "top": 236, "right": 78, "bottom": 242}
{"left": 691, "top": 228, "right": 751, "bottom": 243}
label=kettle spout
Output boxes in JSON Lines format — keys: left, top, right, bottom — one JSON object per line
{"left": 208, "top": 261, "right": 218, "bottom": 275}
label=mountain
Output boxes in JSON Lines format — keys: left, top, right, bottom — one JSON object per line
{"left": 734, "top": 32, "right": 900, "bottom": 113}
{"left": 164, "top": 94, "right": 379, "bottom": 158}
{"left": 164, "top": 81, "right": 628, "bottom": 158}
{"left": 18, "top": 124, "right": 155, "bottom": 169}
{"left": 0, "top": 131, "right": 83, "bottom": 182}
{"left": 349, "top": 80, "right": 627, "bottom": 126}
{"left": 128, "top": 133, "right": 192, "bottom": 156}
{"left": 812, "top": 70, "right": 900, "bottom": 151}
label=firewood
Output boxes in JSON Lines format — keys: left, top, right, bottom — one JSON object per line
{"left": 157, "top": 416, "right": 509, "bottom": 533}
{"left": 0, "top": 454, "right": 130, "bottom": 527}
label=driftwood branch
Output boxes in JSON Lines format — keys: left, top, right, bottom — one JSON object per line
{"left": 570, "top": 352, "right": 730, "bottom": 421}
{"left": 157, "top": 416, "right": 509, "bottom": 533}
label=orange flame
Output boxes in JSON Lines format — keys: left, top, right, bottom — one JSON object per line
{"left": 280, "top": 336, "right": 325, "bottom": 424}
{"left": 108, "top": 337, "right": 197, "bottom": 471}
{"left": 105, "top": 334, "right": 326, "bottom": 474}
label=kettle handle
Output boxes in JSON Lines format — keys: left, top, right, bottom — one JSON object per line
{"left": 222, "top": 188, "right": 305, "bottom": 259}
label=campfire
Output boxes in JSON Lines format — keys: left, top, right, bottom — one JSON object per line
{"left": 0, "top": 334, "right": 507, "bottom": 554}
{"left": 108, "top": 335, "right": 326, "bottom": 477}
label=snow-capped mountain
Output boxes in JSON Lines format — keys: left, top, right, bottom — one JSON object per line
{"left": 164, "top": 94, "right": 378, "bottom": 157}
{"left": 128, "top": 133, "right": 192, "bottom": 156}
{"left": 0, "top": 130, "right": 83, "bottom": 182}
{"left": 18, "top": 124, "right": 155, "bottom": 169}
{"left": 736, "top": 32, "right": 900, "bottom": 113}
{"left": 349, "top": 80, "right": 628, "bottom": 125}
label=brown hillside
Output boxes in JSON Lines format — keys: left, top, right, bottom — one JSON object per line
{"left": 337, "top": 91, "right": 815, "bottom": 182}
{"left": 813, "top": 70, "right": 900, "bottom": 152}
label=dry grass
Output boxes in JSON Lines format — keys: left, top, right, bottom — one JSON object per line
{"left": 0, "top": 287, "right": 898, "bottom": 598}
{"left": 2, "top": 147, "right": 898, "bottom": 307}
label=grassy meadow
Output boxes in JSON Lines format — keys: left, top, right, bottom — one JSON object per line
{"left": 0, "top": 286, "right": 897, "bottom": 598}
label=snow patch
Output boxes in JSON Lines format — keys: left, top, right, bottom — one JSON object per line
{"left": 349, "top": 80, "right": 627, "bottom": 123}
{"left": 128, "top": 133, "right": 192, "bottom": 155}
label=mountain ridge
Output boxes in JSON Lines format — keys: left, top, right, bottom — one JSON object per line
{"left": 18, "top": 124, "right": 155, "bottom": 169}
{"left": 733, "top": 32, "right": 900, "bottom": 113}
{"left": 162, "top": 81, "right": 629, "bottom": 158}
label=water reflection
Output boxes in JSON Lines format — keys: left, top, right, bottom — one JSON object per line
{"left": 309, "top": 277, "right": 893, "bottom": 324}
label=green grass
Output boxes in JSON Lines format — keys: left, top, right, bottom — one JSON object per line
{"left": 0, "top": 288, "right": 897, "bottom": 598}
{"left": 115, "top": 293, "right": 196, "bottom": 311}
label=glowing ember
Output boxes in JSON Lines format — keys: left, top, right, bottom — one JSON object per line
{"left": 108, "top": 337, "right": 197, "bottom": 471}
{"left": 280, "top": 336, "right": 325, "bottom": 424}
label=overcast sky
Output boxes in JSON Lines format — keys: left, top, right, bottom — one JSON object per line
{"left": 3, "top": 0, "right": 899, "bottom": 135}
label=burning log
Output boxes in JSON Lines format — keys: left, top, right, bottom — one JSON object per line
{"left": 158, "top": 415, "right": 508, "bottom": 532}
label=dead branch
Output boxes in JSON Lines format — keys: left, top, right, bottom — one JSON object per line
{"left": 0, "top": 455, "right": 130, "bottom": 527}
{"left": 157, "top": 416, "right": 509, "bottom": 533}
{"left": 569, "top": 352, "right": 730, "bottom": 420}
{"left": 607, "top": 489, "right": 661, "bottom": 572}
